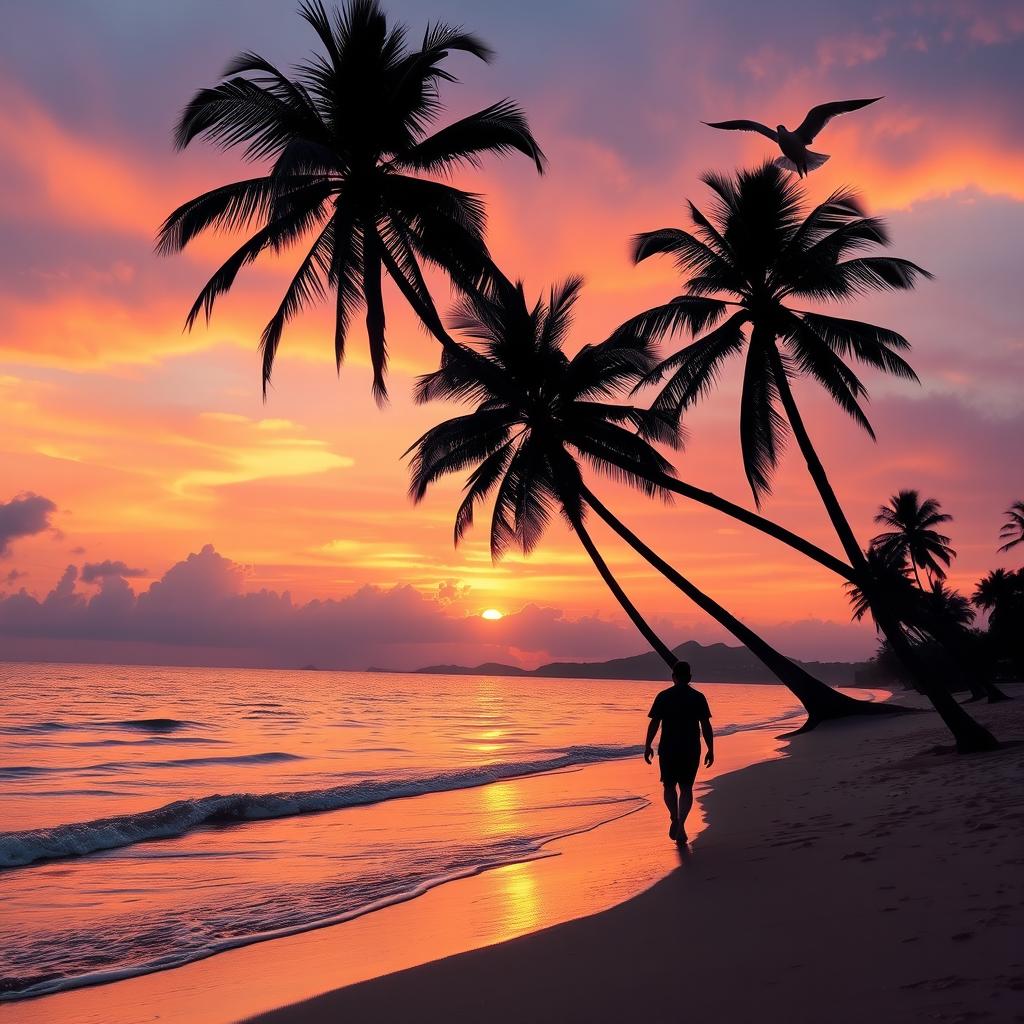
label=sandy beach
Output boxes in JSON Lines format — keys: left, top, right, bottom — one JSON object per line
{"left": 249, "top": 689, "right": 1024, "bottom": 1024}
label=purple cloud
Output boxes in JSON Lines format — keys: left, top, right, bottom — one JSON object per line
{"left": 0, "top": 544, "right": 648, "bottom": 670}
{"left": 80, "top": 560, "right": 148, "bottom": 584}
{"left": 0, "top": 493, "right": 57, "bottom": 556}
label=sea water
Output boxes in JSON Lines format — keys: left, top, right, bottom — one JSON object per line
{"left": 0, "top": 662, "right": 808, "bottom": 1000}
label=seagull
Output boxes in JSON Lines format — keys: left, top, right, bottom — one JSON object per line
{"left": 703, "top": 97, "right": 883, "bottom": 176}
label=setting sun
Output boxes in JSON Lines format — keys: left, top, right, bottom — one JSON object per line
{"left": 482, "top": 609, "right": 504, "bottom": 621}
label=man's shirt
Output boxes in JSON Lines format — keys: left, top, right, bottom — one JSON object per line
{"left": 648, "top": 685, "right": 711, "bottom": 751}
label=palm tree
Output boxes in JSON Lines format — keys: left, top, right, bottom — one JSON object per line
{"left": 998, "top": 501, "right": 1024, "bottom": 554}
{"left": 872, "top": 490, "right": 955, "bottom": 588}
{"left": 973, "top": 568, "right": 1024, "bottom": 679}
{"left": 920, "top": 580, "right": 974, "bottom": 632}
{"left": 157, "top": 0, "right": 545, "bottom": 401}
{"left": 846, "top": 547, "right": 918, "bottom": 628}
{"left": 623, "top": 163, "right": 996, "bottom": 751}
{"left": 972, "top": 568, "right": 1021, "bottom": 615}
{"left": 406, "top": 272, "right": 892, "bottom": 728}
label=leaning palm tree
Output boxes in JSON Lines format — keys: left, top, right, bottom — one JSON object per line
{"left": 622, "top": 162, "right": 995, "bottom": 751}
{"left": 998, "top": 501, "right": 1024, "bottom": 554}
{"left": 871, "top": 490, "right": 956, "bottom": 588}
{"left": 406, "top": 272, "right": 892, "bottom": 728}
{"left": 157, "top": 0, "right": 544, "bottom": 401}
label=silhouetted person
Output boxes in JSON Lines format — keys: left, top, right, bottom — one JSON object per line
{"left": 644, "top": 661, "right": 714, "bottom": 843}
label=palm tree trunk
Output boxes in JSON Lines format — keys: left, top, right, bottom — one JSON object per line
{"left": 599, "top": 452, "right": 857, "bottom": 582}
{"left": 763, "top": 340, "right": 998, "bottom": 752}
{"left": 911, "top": 558, "right": 924, "bottom": 591}
{"left": 580, "top": 486, "right": 898, "bottom": 729}
{"left": 565, "top": 507, "right": 676, "bottom": 667}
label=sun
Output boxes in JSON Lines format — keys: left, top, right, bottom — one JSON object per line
{"left": 481, "top": 608, "right": 504, "bottom": 621}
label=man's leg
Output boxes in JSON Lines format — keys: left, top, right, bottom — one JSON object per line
{"left": 676, "top": 783, "right": 694, "bottom": 839}
{"left": 676, "top": 753, "right": 700, "bottom": 841}
{"left": 662, "top": 782, "right": 679, "bottom": 839}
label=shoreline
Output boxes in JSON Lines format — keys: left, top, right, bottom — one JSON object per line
{"left": 249, "top": 690, "right": 1023, "bottom": 1024}
{"left": 4, "top": 714, "right": 791, "bottom": 1024}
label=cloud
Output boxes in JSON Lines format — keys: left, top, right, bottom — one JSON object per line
{"left": 0, "top": 543, "right": 647, "bottom": 670}
{"left": 0, "top": 492, "right": 57, "bottom": 556}
{"left": 80, "top": 560, "right": 148, "bottom": 584}
{"left": 4, "top": 569, "right": 26, "bottom": 585}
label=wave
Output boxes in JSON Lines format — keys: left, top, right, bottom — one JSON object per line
{"left": 1, "top": 795, "right": 648, "bottom": 1002}
{"left": 0, "top": 751, "right": 303, "bottom": 780}
{"left": 0, "top": 717, "right": 200, "bottom": 736}
{"left": 107, "top": 718, "right": 198, "bottom": 732}
{"left": 0, "top": 744, "right": 638, "bottom": 869}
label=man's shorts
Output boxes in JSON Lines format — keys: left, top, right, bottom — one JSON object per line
{"left": 658, "top": 745, "right": 700, "bottom": 786}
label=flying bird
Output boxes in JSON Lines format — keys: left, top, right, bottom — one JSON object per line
{"left": 703, "top": 97, "right": 883, "bottom": 176}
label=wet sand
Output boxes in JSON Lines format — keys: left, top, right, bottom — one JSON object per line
{"left": 249, "top": 689, "right": 1023, "bottom": 1024}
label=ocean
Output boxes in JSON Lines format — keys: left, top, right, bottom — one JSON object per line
{"left": 0, "top": 662, "right": 811, "bottom": 1002}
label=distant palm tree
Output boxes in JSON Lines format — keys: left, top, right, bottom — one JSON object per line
{"left": 406, "top": 271, "right": 891, "bottom": 728}
{"left": 972, "top": 568, "right": 1021, "bottom": 614}
{"left": 971, "top": 570, "right": 1023, "bottom": 688}
{"left": 919, "top": 580, "right": 975, "bottom": 633}
{"left": 846, "top": 547, "right": 918, "bottom": 628}
{"left": 998, "top": 500, "right": 1024, "bottom": 553}
{"left": 623, "top": 163, "right": 996, "bottom": 751}
{"left": 871, "top": 490, "right": 956, "bottom": 588}
{"left": 848, "top": 555, "right": 1006, "bottom": 702}
{"left": 158, "top": 0, "right": 544, "bottom": 401}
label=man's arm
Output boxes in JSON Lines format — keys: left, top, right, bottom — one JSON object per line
{"left": 701, "top": 716, "right": 715, "bottom": 768}
{"left": 644, "top": 717, "right": 659, "bottom": 764}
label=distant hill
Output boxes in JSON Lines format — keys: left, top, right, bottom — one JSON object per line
{"left": 406, "top": 640, "right": 868, "bottom": 685}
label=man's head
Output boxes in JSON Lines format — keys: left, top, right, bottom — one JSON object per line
{"left": 671, "top": 660, "right": 692, "bottom": 686}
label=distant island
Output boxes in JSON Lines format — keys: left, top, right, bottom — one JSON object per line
{"left": 373, "top": 640, "right": 875, "bottom": 686}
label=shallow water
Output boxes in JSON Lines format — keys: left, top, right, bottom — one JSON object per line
{"left": 0, "top": 662, "right": 809, "bottom": 1000}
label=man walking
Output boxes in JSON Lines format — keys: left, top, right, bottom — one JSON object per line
{"left": 644, "top": 660, "right": 714, "bottom": 843}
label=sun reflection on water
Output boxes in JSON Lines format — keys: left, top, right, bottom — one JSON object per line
{"left": 494, "top": 860, "right": 541, "bottom": 939}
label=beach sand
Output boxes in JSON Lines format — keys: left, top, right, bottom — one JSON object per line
{"left": 250, "top": 690, "right": 1024, "bottom": 1024}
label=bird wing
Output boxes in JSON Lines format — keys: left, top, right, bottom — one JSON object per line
{"left": 703, "top": 120, "right": 778, "bottom": 142}
{"left": 794, "top": 97, "right": 882, "bottom": 143}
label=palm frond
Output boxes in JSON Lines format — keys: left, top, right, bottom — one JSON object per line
{"left": 785, "top": 320, "right": 876, "bottom": 438}
{"left": 793, "top": 312, "right": 919, "bottom": 382}
{"left": 646, "top": 311, "right": 748, "bottom": 413}
{"left": 393, "top": 99, "right": 545, "bottom": 174}
{"left": 740, "top": 340, "right": 788, "bottom": 504}
{"left": 611, "top": 296, "right": 731, "bottom": 346}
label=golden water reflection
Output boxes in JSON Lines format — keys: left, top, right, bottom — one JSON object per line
{"left": 493, "top": 860, "right": 541, "bottom": 939}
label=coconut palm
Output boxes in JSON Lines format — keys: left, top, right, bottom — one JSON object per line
{"left": 406, "top": 271, "right": 890, "bottom": 728}
{"left": 973, "top": 567, "right": 1024, "bottom": 674}
{"left": 972, "top": 568, "right": 1022, "bottom": 615}
{"left": 846, "top": 547, "right": 918, "bottom": 628}
{"left": 623, "top": 162, "right": 995, "bottom": 751}
{"left": 920, "top": 580, "right": 975, "bottom": 633}
{"left": 871, "top": 490, "right": 956, "bottom": 588}
{"left": 157, "top": 0, "right": 545, "bottom": 401}
{"left": 998, "top": 501, "right": 1024, "bottom": 554}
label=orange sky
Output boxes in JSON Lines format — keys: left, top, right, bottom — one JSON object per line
{"left": 1, "top": 0, "right": 1021, "bottom": 669}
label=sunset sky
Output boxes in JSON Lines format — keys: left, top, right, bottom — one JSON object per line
{"left": 1, "top": 0, "right": 1021, "bottom": 670}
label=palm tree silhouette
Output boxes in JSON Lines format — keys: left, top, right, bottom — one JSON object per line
{"left": 971, "top": 569, "right": 1022, "bottom": 698}
{"left": 998, "top": 501, "right": 1024, "bottom": 554}
{"left": 157, "top": 0, "right": 544, "bottom": 401}
{"left": 622, "top": 163, "right": 995, "bottom": 751}
{"left": 846, "top": 547, "right": 917, "bottom": 627}
{"left": 972, "top": 568, "right": 1021, "bottom": 614}
{"left": 406, "top": 272, "right": 888, "bottom": 728}
{"left": 871, "top": 490, "right": 955, "bottom": 589}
